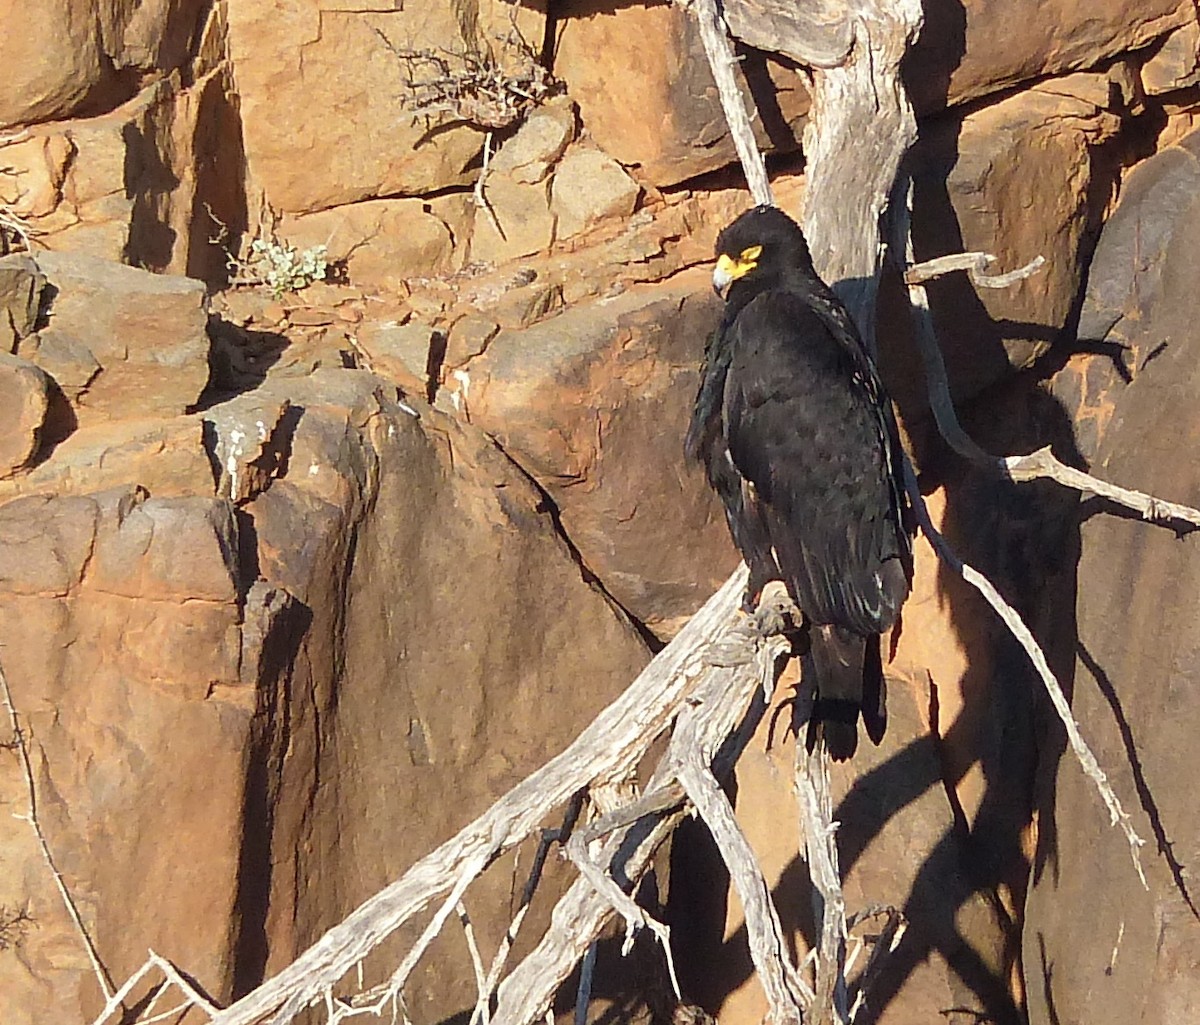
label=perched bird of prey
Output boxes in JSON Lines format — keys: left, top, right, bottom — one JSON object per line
{"left": 685, "top": 206, "right": 912, "bottom": 760}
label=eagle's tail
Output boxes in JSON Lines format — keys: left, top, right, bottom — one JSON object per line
{"left": 804, "top": 624, "right": 887, "bottom": 761}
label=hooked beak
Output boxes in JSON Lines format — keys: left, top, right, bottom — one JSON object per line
{"left": 712, "top": 254, "right": 738, "bottom": 299}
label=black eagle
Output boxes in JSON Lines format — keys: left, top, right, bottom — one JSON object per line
{"left": 685, "top": 206, "right": 913, "bottom": 760}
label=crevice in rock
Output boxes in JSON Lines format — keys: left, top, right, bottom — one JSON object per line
{"left": 488, "top": 436, "right": 663, "bottom": 654}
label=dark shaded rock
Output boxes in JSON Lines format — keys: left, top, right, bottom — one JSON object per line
{"left": 1025, "top": 128, "right": 1200, "bottom": 1025}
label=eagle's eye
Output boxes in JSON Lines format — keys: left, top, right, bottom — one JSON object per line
{"left": 740, "top": 245, "right": 763, "bottom": 263}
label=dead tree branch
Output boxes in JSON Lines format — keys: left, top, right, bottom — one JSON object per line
{"left": 894, "top": 178, "right": 1200, "bottom": 532}
{"left": 682, "top": 0, "right": 773, "bottom": 206}
{"left": 199, "top": 568, "right": 813, "bottom": 1025}
{"left": 797, "top": 746, "right": 848, "bottom": 1025}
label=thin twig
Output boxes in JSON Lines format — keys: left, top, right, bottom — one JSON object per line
{"left": 678, "top": 750, "right": 808, "bottom": 1022}
{"left": 894, "top": 175, "right": 1200, "bottom": 532}
{"left": 88, "top": 950, "right": 220, "bottom": 1025}
{"left": 1005, "top": 446, "right": 1200, "bottom": 530}
{"left": 901, "top": 458, "right": 1148, "bottom": 887}
{"left": 573, "top": 943, "right": 598, "bottom": 1025}
{"left": 458, "top": 902, "right": 489, "bottom": 1025}
{"left": 0, "top": 658, "right": 114, "bottom": 1002}
{"left": 470, "top": 796, "right": 585, "bottom": 1025}
{"left": 904, "top": 251, "right": 1045, "bottom": 288}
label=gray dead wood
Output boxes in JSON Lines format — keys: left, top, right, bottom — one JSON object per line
{"left": 800, "top": 0, "right": 923, "bottom": 347}
{"left": 202, "top": 569, "right": 791, "bottom": 1025}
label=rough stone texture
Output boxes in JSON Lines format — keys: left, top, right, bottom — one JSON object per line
{"left": 1025, "top": 127, "right": 1200, "bottom": 1025}
{"left": 0, "top": 0, "right": 208, "bottom": 128}
{"left": 0, "top": 486, "right": 250, "bottom": 1024}
{"left": 1142, "top": 22, "right": 1200, "bottom": 95}
{"left": 353, "top": 320, "right": 436, "bottom": 397}
{"left": 0, "top": 353, "right": 51, "bottom": 477}
{"left": 490, "top": 97, "right": 577, "bottom": 184}
{"left": 2, "top": 68, "right": 245, "bottom": 282}
{"left": 451, "top": 268, "right": 738, "bottom": 637}
{"left": 281, "top": 193, "right": 470, "bottom": 291}
{"left": 907, "top": 0, "right": 1193, "bottom": 113}
{"left": 0, "top": 367, "right": 649, "bottom": 1023}
{"left": 881, "top": 79, "right": 1121, "bottom": 422}
{"left": 15, "top": 251, "right": 208, "bottom": 427}
{"left": 0, "top": 254, "right": 45, "bottom": 350}
{"left": 226, "top": 1, "right": 546, "bottom": 215}
{"left": 470, "top": 176, "right": 556, "bottom": 265}
{"left": 554, "top": 0, "right": 809, "bottom": 187}
{"left": 551, "top": 145, "right": 643, "bottom": 240}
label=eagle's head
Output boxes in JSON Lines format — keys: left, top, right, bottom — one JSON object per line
{"left": 712, "top": 205, "right": 815, "bottom": 299}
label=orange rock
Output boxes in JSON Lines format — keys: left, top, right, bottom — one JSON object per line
{"left": 0, "top": 353, "right": 50, "bottom": 478}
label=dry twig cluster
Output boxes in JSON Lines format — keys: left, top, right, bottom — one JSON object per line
{"left": 374, "top": 25, "right": 555, "bottom": 132}
{"left": 0, "top": 129, "right": 38, "bottom": 254}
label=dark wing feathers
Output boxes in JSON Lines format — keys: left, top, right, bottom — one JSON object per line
{"left": 722, "top": 291, "right": 907, "bottom": 635}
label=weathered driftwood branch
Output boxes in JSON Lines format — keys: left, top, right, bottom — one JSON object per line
{"left": 800, "top": 0, "right": 922, "bottom": 345}
{"left": 797, "top": 747, "right": 848, "bottom": 1025}
{"left": 904, "top": 251, "right": 1046, "bottom": 288}
{"left": 88, "top": 950, "right": 219, "bottom": 1025}
{"left": 493, "top": 603, "right": 793, "bottom": 1025}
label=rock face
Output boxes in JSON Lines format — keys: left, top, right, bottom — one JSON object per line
{"left": 554, "top": 0, "right": 809, "bottom": 188}
{"left": 17, "top": 250, "right": 209, "bottom": 426}
{"left": 455, "top": 269, "right": 738, "bottom": 638}
{"left": 3, "top": 4, "right": 1200, "bottom": 1025}
{"left": 0, "top": 0, "right": 208, "bottom": 128}
{"left": 226, "top": 0, "right": 546, "bottom": 215}
{"left": 0, "top": 363, "right": 649, "bottom": 1023}
{"left": 883, "top": 76, "right": 1122, "bottom": 421}
{"left": 907, "top": 0, "right": 1193, "bottom": 113}
{"left": 0, "top": 353, "right": 51, "bottom": 476}
{"left": 1024, "top": 128, "right": 1200, "bottom": 1025}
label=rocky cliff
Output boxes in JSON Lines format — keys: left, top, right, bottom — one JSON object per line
{"left": 2, "top": 2, "right": 1199, "bottom": 1024}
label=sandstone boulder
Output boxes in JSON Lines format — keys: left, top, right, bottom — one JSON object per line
{"left": 470, "top": 176, "right": 556, "bottom": 265}
{"left": 490, "top": 97, "right": 577, "bottom": 184}
{"left": 0, "top": 253, "right": 45, "bottom": 348}
{"left": 0, "top": 353, "right": 51, "bottom": 477}
{"left": 1142, "top": 22, "right": 1200, "bottom": 95}
{"left": 226, "top": 1, "right": 545, "bottom": 215}
{"left": 0, "top": 367, "right": 650, "bottom": 1023}
{"left": 0, "top": 0, "right": 207, "bottom": 128}
{"left": 18, "top": 250, "right": 209, "bottom": 427}
{"left": 3, "top": 69, "right": 243, "bottom": 281}
{"left": 280, "top": 193, "right": 471, "bottom": 291}
{"left": 551, "top": 145, "right": 643, "bottom": 240}
{"left": 881, "top": 79, "right": 1122, "bottom": 421}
